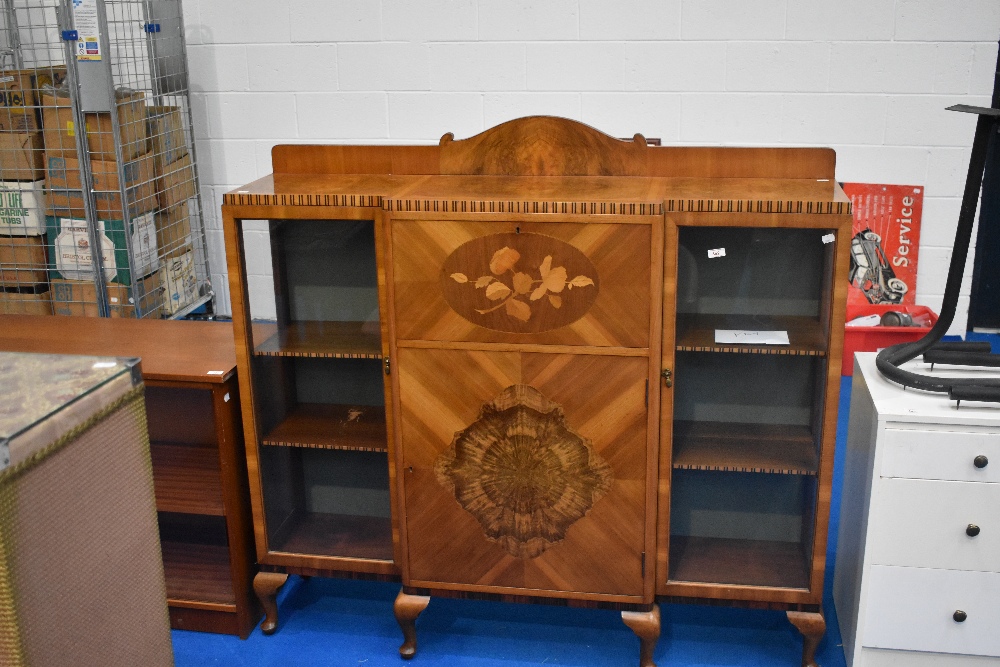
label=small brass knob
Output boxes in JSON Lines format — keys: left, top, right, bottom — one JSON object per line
{"left": 953, "top": 610, "right": 967, "bottom": 623}
{"left": 966, "top": 524, "right": 981, "bottom": 537}
{"left": 974, "top": 455, "right": 988, "bottom": 469}
{"left": 661, "top": 368, "right": 673, "bottom": 388}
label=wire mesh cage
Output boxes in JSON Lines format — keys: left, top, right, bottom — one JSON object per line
{"left": 0, "top": 0, "right": 212, "bottom": 318}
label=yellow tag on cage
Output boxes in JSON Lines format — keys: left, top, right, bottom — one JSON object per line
{"left": 66, "top": 121, "right": 74, "bottom": 136}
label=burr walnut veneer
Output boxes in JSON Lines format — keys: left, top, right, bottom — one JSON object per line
{"left": 222, "top": 116, "right": 851, "bottom": 666}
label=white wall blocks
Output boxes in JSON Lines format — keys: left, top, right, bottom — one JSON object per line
{"left": 430, "top": 43, "right": 526, "bottom": 91}
{"left": 179, "top": 0, "right": 1000, "bottom": 322}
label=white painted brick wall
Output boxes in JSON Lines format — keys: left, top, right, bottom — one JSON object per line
{"left": 727, "top": 42, "right": 831, "bottom": 93}
{"left": 180, "top": 0, "right": 1000, "bottom": 335}
{"left": 526, "top": 43, "right": 626, "bottom": 91}
{"left": 626, "top": 42, "right": 727, "bottom": 92}
{"left": 429, "top": 43, "right": 527, "bottom": 91}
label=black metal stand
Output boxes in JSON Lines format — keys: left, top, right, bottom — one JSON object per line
{"left": 875, "top": 105, "right": 1000, "bottom": 404}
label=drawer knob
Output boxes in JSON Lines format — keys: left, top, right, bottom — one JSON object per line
{"left": 953, "top": 610, "right": 968, "bottom": 623}
{"left": 974, "top": 455, "right": 988, "bottom": 468}
{"left": 967, "top": 524, "right": 981, "bottom": 537}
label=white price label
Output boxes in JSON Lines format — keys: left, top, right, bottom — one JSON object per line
{"left": 822, "top": 234, "right": 835, "bottom": 244}
{"left": 708, "top": 248, "right": 726, "bottom": 259}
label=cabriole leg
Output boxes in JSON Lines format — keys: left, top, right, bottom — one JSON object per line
{"left": 253, "top": 572, "right": 288, "bottom": 635}
{"left": 621, "top": 603, "right": 660, "bottom": 667}
{"left": 787, "top": 609, "right": 826, "bottom": 667}
{"left": 394, "top": 589, "right": 430, "bottom": 659}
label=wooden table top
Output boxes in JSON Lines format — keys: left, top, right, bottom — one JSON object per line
{"left": 0, "top": 315, "right": 237, "bottom": 384}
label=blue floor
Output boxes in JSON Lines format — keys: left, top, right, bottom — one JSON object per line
{"left": 172, "top": 378, "right": 859, "bottom": 667}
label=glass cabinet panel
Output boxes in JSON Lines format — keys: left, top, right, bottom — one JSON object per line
{"left": 668, "top": 223, "right": 834, "bottom": 590}
{"left": 244, "top": 218, "right": 391, "bottom": 560}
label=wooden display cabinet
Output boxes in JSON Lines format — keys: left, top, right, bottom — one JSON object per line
{"left": 222, "top": 116, "right": 851, "bottom": 666}
{"left": 0, "top": 315, "right": 260, "bottom": 638}
{"left": 658, "top": 215, "right": 848, "bottom": 666}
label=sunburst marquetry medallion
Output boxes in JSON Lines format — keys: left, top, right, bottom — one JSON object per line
{"left": 440, "top": 232, "right": 599, "bottom": 333}
{"left": 435, "top": 384, "right": 612, "bottom": 558}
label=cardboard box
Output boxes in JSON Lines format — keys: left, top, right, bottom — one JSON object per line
{"left": 40, "top": 91, "right": 77, "bottom": 161}
{"left": 45, "top": 150, "right": 156, "bottom": 217}
{"left": 0, "top": 132, "right": 44, "bottom": 181}
{"left": 0, "top": 286, "right": 51, "bottom": 315}
{"left": 0, "top": 234, "right": 48, "bottom": 285}
{"left": 86, "top": 89, "right": 148, "bottom": 161}
{"left": 146, "top": 106, "right": 187, "bottom": 167}
{"left": 155, "top": 203, "right": 193, "bottom": 259}
{"left": 0, "top": 179, "right": 46, "bottom": 235}
{"left": 0, "top": 70, "right": 40, "bottom": 132}
{"left": 51, "top": 270, "right": 162, "bottom": 318}
{"left": 40, "top": 87, "right": 148, "bottom": 162}
{"left": 1, "top": 67, "right": 67, "bottom": 132}
{"left": 0, "top": 67, "right": 62, "bottom": 133}
{"left": 162, "top": 250, "right": 198, "bottom": 315}
{"left": 45, "top": 212, "right": 158, "bottom": 285}
{"left": 155, "top": 153, "right": 196, "bottom": 209}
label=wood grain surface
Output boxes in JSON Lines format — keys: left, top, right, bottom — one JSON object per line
{"left": 396, "top": 347, "right": 649, "bottom": 599}
{"left": 391, "top": 218, "right": 652, "bottom": 348}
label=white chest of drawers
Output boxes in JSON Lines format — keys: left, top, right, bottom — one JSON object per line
{"left": 834, "top": 353, "right": 1000, "bottom": 667}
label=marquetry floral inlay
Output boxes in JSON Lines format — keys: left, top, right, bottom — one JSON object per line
{"left": 435, "top": 384, "right": 612, "bottom": 559}
{"left": 440, "top": 232, "right": 599, "bottom": 334}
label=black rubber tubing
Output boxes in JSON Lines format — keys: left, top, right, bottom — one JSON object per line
{"left": 875, "top": 111, "right": 1000, "bottom": 394}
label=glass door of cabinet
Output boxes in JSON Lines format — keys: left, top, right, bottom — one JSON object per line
{"left": 244, "top": 218, "right": 393, "bottom": 561}
{"left": 665, "top": 221, "right": 836, "bottom": 591}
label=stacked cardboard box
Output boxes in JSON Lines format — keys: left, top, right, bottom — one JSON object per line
{"left": 45, "top": 151, "right": 157, "bottom": 217}
{"left": 0, "top": 68, "right": 58, "bottom": 314}
{"left": 36, "top": 85, "right": 164, "bottom": 317}
{"left": 51, "top": 269, "right": 162, "bottom": 318}
{"left": 148, "top": 106, "right": 195, "bottom": 262}
{"left": 40, "top": 87, "right": 148, "bottom": 162}
{"left": 162, "top": 250, "right": 198, "bottom": 316}
{"left": 0, "top": 227, "right": 51, "bottom": 314}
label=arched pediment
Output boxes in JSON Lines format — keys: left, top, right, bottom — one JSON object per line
{"left": 439, "top": 116, "right": 648, "bottom": 177}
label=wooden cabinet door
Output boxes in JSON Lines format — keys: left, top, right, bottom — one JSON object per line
{"left": 391, "top": 218, "right": 652, "bottom": 348}
{"left": 396, "top": 347, "right": 650, "bottom": 601}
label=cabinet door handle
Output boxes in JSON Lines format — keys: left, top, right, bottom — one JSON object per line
{"left": 974, "top": 455, "right": 988, "bottom": 468}
{"left": 661, "top": 368, "right": 672, "bottom": 388}
{"left": 953, "top": 610, "right": 968, "bottom": 623}
{"left": 384, "top": 357, "right": 391, "bottom": 375}
{"left": 966, "top": 524, "right": 981, "bottom": 537}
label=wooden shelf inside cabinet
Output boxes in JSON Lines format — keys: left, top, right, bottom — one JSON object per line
{"left": 162, "top": 539, "right": 238, "bottom": 606}
{"left": 262, "top": 403, "right": 387, "bottom": 452}
{"left": 253, "top": 321, "right": 382, "bottom": 359}
{"left": 271, "top": 511, "right": 394, "bottom": 561}
{"left": 151, "top": 443, "right": 226, "bottom": 515}
{"left": 672, "top": 421, "right": 818, "bottom": 476}
{"left": 675, "top": 314, "right": 827, "bottom": 356}
{"left": 668, "top": 536, "right": 810, "bottom": 590}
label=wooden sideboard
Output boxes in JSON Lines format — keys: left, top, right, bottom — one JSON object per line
{"left": 222, "top": 116, "right": 851, "bottom": 666}
{"left": 0, "top": 315, "right": 260, "bottom": 638}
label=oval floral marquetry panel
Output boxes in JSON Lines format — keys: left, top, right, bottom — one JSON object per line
{"left": 440, "top": 232, "right": 599, "bottom": 334}
{"left": 435, "top": 384, "right": 612, "bottom": 559}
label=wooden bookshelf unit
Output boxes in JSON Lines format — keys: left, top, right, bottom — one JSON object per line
{"left": 0, "top": 315, "right": 260, "bottom": 638}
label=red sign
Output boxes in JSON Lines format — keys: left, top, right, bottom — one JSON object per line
{"left": 841, "top": 183, "right": 923, "bottom": 306}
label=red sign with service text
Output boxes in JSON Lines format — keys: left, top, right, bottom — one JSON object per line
{"left": 841, "top": 183, "right": 923, "bottom": 306}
